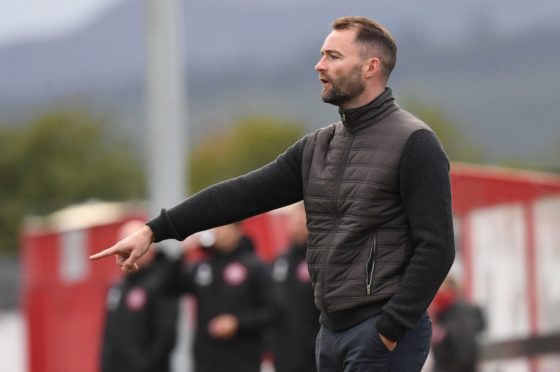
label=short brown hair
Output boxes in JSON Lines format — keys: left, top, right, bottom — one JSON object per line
{"left": 332, "top": 16, "right": 397, "bottom": 80}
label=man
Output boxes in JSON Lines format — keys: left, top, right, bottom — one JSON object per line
{"left": 92, "top": 16, "right": 455, "bottom": 371}
{"left": 431, "top": 277, "right": 486, "bottom": 372}
{"left": 165, "top": 223, "right": 275, "bottom": 372}
{"left": 100, "top": 221, "right": 178, "bottom": 372}
{"left": 270, "top": 202, "right": 320, "bottom": 372}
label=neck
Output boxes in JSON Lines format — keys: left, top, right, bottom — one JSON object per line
{"left": 340, "top": 84, "right": 386, "bottom": 110}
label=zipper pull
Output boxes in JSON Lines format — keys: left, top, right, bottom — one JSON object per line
{"left": 367, "top": 284, "right": 371, "bottom": 296}
{"left": 339, "top": 108, "right": 346, "bottom": 123}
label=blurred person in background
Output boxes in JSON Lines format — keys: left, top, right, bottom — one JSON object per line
{"left": 430, "top": 276, "right": 486, "bottom": 372}
{"left": 270, "top": 202, "right": 320, "bottom": 372}
{"left": 100, "top": 220, "right": 178, "bottom": 372}
{"left": 165, "top": 223, "right": 276, "bottom": 372}
{"left": 91, "top": 15, "right": 455, "bottom": 372}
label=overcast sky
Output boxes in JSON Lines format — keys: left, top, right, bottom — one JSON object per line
{"left": 3, "top": 0, "right": 560, "bottom": 48}
{"left": 0, "top": 0, "right": 122, "bottom": 46}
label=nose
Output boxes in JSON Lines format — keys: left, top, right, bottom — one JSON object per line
{"left": 315, "top": 56, "right": 326, "bottom": 72}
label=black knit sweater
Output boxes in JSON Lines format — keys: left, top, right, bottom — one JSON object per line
{"left": 148, "top": 105, "right": 455, "bottom": 342}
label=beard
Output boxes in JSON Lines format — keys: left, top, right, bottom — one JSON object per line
{"left": 321, "top": 64, "right": 365, "bottom": 107}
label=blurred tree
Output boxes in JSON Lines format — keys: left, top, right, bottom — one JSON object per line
{"left": 529, "top": 138, "right": 560, "bottom": 173}
{"left": 404, "top": 100, "right": 486, "bottom": 164}
{"left": 189, "top": 116, "right": 304, "bottom": 192}
{"left": 0, "top": 127, "right": 27, "bottom": 255}
{"left": 543, "top": 139, "right": 560, "bottom": 173}
{"left": 0, "top": 110, "right": 145, "bottom": 254}
{"left": 498, "top": 141, "right": 560, "bottom": 174}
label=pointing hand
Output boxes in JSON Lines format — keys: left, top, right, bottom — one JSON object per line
{"left": 89, "top": 225, "right": 154, "bottom": 272}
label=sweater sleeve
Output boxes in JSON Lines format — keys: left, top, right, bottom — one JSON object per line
{"left": 376, "top": 129, "right": 455, "bottom": 342}
{"left": 147, "top": 136, "right": 307, "bottom": 242}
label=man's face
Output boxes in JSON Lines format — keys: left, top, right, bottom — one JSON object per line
{"left": 315, "top": 28, "right": 367, "bottom": 108}
{"left": 211, "top": 224, "right": 241, "bottom": 253}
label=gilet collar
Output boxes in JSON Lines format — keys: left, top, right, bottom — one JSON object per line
{"left": 338, "top": 87, "right": 397, "bottom": 134}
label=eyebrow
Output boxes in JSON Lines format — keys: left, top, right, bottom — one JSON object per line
{"left": 321, "top": 49, "right": 343, "bottom": 57}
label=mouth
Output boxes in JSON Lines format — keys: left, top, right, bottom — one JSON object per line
{"left": 319, "top": 78, "right": 330, "bottom": 88}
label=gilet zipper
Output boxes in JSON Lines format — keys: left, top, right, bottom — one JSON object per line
{"left": 366, "top": 234, "right": 377, "bottom": 296}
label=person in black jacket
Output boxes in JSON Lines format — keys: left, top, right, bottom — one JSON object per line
{"left": 101, "top": 221, "right": 178, "bottom": 372}
{"left": 270, "top": 202, "right": 320, "bottom": 372}
{"left": 92, "top": 16, "right": 455, "bottom": 372}
{"left": 166, "top": 223, "right": 276, "bottom": 372}
{"left": 431, "top": 277, "right": 486, "bottom": 372}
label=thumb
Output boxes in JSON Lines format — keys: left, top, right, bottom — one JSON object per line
{"left": 122, "top": 248, "right": 143, "bottom": 272}
{"left": 122, "top": 261, "right": 139, "bottom": 272}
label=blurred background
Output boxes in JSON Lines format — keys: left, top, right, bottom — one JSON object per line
{"left": 1, "top": 0, "right": 559, "bottom": 371}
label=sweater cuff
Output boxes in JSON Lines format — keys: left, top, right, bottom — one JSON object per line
{"left": 146, "top": 209, "right": 181, "bottom": 243}
{"left": 376, "top": 313, "right": 407, "bottom": 343}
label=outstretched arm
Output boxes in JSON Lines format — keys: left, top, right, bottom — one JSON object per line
{"left": 90, "top": 136, "right": 307, "bottom": 271}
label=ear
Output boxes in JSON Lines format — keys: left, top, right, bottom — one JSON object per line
{"left": 364, "top": 57, "right": 381, "bottom": 79}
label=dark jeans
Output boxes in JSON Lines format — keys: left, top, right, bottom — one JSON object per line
{"left": 316, "top": 313, "right": 431, "bottom": 372}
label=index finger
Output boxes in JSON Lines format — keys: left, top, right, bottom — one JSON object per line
{"left": 89, "top": 245, "right": 119, "bottom": 261}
